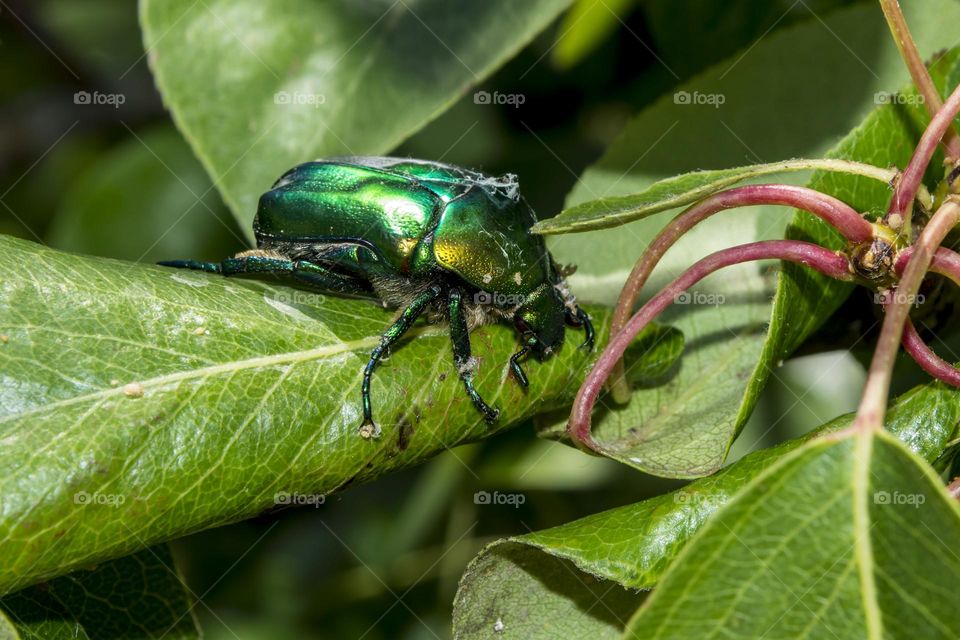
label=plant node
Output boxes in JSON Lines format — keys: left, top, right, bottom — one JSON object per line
{"left": 849, "top": 237, "right": 898, "bottom": 285}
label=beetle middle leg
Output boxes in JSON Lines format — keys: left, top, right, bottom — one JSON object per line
{"left": 448, "top": 287, "right": 500, "bottom": 423}
{"left": 360, "top": 284, "right": 444, "bottom": 439}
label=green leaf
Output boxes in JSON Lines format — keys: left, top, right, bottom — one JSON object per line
{"left": 534, "top": 159, "right": 896, "bottom": 235}
{"left": 0, "top": 546, "right": 198, "bottom": 640}
{"left": 452, "top": 381, "right": 960, "bottom": 637}
{"left": 546, "top": 0, "right": 960, "bottom": 477}
{"left": 0, "top": 234, "right": 676, "bottom": 595}
{"left": 550, "top": 0, "right": 636, "bottom": 69}
{"left": 46, "top": 126, "right": 242, "bottom": 263}
{"left": 140, "top": 0, "right": 573, "bottom": 237}
{"left": 624, "top": 429, "right": 960, "bottom": 638}
{"left": 454, "top": 544, "right": 644, "bottom": 640}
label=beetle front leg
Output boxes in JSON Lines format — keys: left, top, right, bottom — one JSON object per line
{"left": 360, "top": 284, "right": 443, "bottom": 439}
{"left": 565, "top": 306, "right": 595, "bottom": 351}
{"left": 509, "top": 345, "right": 531, "bottom": 389}
{"left": 448, "top": 288, "right": 500, "bottom": 423}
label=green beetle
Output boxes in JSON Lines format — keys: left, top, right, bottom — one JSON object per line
{"left": 161, "top": 157, "right": 593, "bottom": 437}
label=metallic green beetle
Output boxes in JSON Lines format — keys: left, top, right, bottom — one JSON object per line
{"left": 161, "top": 157, "right": 593, "bottom": 437}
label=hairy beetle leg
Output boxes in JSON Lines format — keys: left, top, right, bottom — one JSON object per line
{"left": 361, "top": 285, "right": 444, "bottom": 437}
{"left": 449, "top": 288, "right": 500, "bottom": 422}
{"left": 509, "top": 347, "right": 530, "bottom": 389}
{"left": 565, "top": 306, "right": 595, "bottom": 351}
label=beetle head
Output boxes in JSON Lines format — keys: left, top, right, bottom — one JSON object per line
{"left": 514, "top": 282, "right": 565, "bottom": 358}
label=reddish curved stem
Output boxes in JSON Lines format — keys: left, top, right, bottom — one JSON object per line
{"left": 893, "top": 245, "right": 960, "bottom": 387}
{"left": 888, "top": 84, "right": 960, "bottom": 222}
{"left": 854, "top": 198, "right": 960, "bottom": 432}
{"left": 606, "top": 184, "right": 872, "bottom": 401}
{"left": 569, "top": 240, "right": 854, "bottom": 452}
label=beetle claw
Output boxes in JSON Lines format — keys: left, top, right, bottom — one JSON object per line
{"left": 358, "top": 419, "right": 381, "bottom": 440}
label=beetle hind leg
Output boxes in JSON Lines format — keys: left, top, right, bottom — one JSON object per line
{"left": 448, "top": 288, "right": 500, "bottom": 423}
{"left": 157, "top": 259, "right": 222, "bottom": 274}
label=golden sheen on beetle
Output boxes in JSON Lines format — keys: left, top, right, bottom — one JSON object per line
{"left": 160, "top": 157, "right": 594, "bottom": 438}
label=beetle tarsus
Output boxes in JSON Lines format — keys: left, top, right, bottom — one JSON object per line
{"left": 158, "top": 260, "right": 222, "bottom": 274}
{"left": 358, "top": 419, "right": 381, "bottom": 440}
{"left": 565, "top": 306, "right": 595, "bottom": 351}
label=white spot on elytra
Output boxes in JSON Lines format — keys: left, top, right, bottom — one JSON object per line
{"left": 513, "top": 272, "right": 522, "bottom": 285}
{"left": 494, "top": 618, "right": 505, "bottom": 633}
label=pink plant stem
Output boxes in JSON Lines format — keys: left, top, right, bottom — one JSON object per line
{"left": 947, "top": 476, "right": 960, "bottom": 501}
{"left": 569, "top": 240, "right": 854, "bottom": 452}
{"left": 853, "top": 197, "right": 960, "bottom": 433}
{"left": 888, "top": 83, "right": 960, "bottom": 222}
{"left": 879, "top": 0, "right": 960, "bottom": 160}
{"left": 894, "top": 245, "right": 960, "bottom": 386}
{"left": 606, "top": 184, "right": 872, "bottom": 401}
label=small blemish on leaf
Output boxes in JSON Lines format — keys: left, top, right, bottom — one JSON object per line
{"left": 0, "top": 335, "right": 8, "bottom": 344}
{"left": 123, "top": 382, "right": 144, "bottom": 398}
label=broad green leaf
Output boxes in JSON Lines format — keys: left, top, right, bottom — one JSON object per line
{"left": 0, "top": 234, "right": 676, "bottom": 595}
{"left": 452, "top": 381, "right": 960, "bottom": 638}
{"left": 453, "top": 544, "right": 644, "bottom": 640}
{"left": 624, "top": 429, "right": 960, "bottom": 638}
{"left": 140, "top": 0, "right": 573, "bottom": 237}
{"left": 546, "top": 0, "right": 960, "bottom": 477}
{"left": 46, "top": 126, "right": 242, "bottom": 263}
{"left": 0, "top": 546, "right": 198, "bottom": 640}
{"left": 550, "top": 0, "right": 636, "bottom": 69}
{"left": 534, "top": 159, "right": 897, "bottom": 235}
